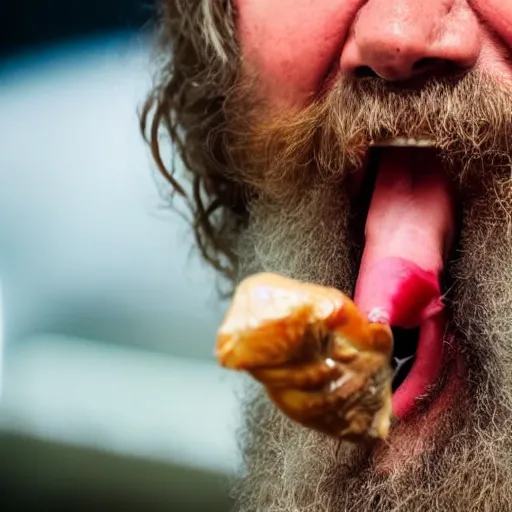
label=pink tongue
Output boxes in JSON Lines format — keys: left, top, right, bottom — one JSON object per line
{"left": 354, "top": 149, "right": 455, "bottom": 327}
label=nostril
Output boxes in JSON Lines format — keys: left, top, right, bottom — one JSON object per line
{"left": 412, "top": 57, "right": 468, "bottom": 78}
{"left": 412, "top": 57, "right": 444, "bottom": 71}
{"left": 351, "top": 58, "right": 468, "bottom": 84}
{"left": 354, "top": 65, "right": 379, "bottom": 78}
{"left": 353, "top": 59, "right": 451, "bottom": 82}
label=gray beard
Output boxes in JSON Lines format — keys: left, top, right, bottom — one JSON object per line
{"left": 231, "top": 173, "right": 512, "bottom": 511}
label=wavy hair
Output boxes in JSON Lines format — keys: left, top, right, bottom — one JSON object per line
{"left": 140, "top": 0, "right": 246, "bottom": 283}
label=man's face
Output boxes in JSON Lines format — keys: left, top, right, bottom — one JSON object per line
{"left": 224, "top": 1, "right": 512, "bottom": 511}
{"left": 236, "top": 0, "right": 512, "bottom": 105}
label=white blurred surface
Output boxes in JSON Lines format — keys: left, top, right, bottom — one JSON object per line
{"left": 0, "top": 282, "right": 3, "bottom": 398}
{"left": 0, "top": 33, "right": 227, "bottom": 358}
{"left": 0, "top": 34, "right": 239, "bottom": 475}
{"left": 1, "top": 334, "right": 242, "bottom": 475}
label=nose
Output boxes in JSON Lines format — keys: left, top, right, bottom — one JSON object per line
{"left": 339, "top": 0, "right": 481, "bottom": 82}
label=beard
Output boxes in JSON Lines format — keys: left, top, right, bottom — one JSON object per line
{"left": 224, "top": 71, "right": 512, "bottom": 511}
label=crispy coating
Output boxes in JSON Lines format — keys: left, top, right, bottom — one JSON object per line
{"left": 216, "top": 273, "right": 394, "bottom": 441}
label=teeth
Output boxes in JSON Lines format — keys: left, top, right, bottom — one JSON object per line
{"left": 392, "top": 355, "right": 415, "bottom": 379}
{"left": 370, "top": 137, "right": 436, "bottom": 148}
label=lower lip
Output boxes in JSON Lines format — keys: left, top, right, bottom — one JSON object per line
{"left": 392, "top": 313, "right": 446, "bottom": 418}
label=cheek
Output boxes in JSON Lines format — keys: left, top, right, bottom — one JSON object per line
{"left": 471, "top": 0, "right": 512, "bottom": 47}
{"left": 235, "top": 0, "right": 364, "bottom": 107}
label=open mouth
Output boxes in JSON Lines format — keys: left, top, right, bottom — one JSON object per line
{"left": 351, "top": 142, "right": 459, "bottom": 419}
{"left": 391, "top": 326, "right": 419, "bottom": 392}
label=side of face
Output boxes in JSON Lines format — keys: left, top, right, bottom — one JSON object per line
{"left": 222, "top": 2, "right": 512, "bottom": 512}
{"left": 235, "top": 0, "right": 512, "bottom": 107}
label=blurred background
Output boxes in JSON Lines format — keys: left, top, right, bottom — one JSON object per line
{"left": 0, "top": 2, "right": 241, "bottom": 510}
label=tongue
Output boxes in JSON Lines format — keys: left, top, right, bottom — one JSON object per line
{"left": 354, "top": 149, "right": 456, "bottom": 327}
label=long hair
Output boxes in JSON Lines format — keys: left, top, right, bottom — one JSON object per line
{"left": 140, "top": 1, "right": 245, "bottom": 283}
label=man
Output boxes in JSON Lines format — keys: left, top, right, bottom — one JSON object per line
{"left": 142, "top": 1, "right": 512, "bottom": 510}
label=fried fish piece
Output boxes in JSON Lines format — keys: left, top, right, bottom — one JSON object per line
{"left": 216, "top": 273, "right": 394, "bottom": 442}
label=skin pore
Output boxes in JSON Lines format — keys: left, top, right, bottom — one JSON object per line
{"left": 235, "top": 0, "right": 512, "bottom": 106}
{"left": 142, "top": 1, "right": 512, "bottom": 510}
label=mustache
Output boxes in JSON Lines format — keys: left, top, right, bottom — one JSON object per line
{"left": 231, "top": 74, "right": 512, "bottom": 512}
{"left": 226, "top": 71, "right": 512, "bottom": 199}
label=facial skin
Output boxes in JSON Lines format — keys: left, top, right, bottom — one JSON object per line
{"left": 143, "top": 1, "right": 512, "bottom": 510}
{"left": 236, "top": 0, "right": 512, "bottom": 105}
{"left": 223, "top": 1, "right": 512, "bottom": 510}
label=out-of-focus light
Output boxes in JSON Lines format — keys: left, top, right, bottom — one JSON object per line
{"left": 0, "top": 335, "right": 242, "bottom": 475}
{"left": 0, "top": 281, "right": 3, "bottom": 399}
{"left": 0, "top": 33, "right": 225, "bottom": 359}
